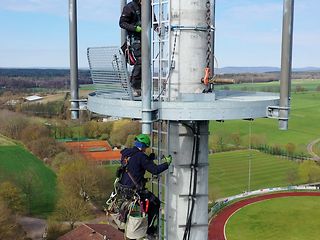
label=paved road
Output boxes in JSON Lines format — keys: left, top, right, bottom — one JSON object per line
{"left": 208, "top": 192, "right": 320, "bottom": 240}
{"left": 307, "top": 138, "right": 320, "bottom": 161}
{"left": 18, "top": 217, "right": 47, "bottom": 240}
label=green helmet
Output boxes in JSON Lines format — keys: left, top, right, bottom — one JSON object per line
{"left": 135, "top": 134, "right": 151, "bottom": 147}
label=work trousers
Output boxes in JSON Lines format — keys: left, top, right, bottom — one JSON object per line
{"left": 131, "top": 41, "right": 142, "bottom": 90}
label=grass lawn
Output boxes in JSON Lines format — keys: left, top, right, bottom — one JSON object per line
{"left": 226, "top": 196, "right": 320, "bottom": 240}
{"left": 0, "top": 145, "right": 57, "bottom": 217}
{"left": 208, "top": 150, "right": 302, "bottom": 200}
{"left": 210, "top": 91, "right": 320, "bottom": 154}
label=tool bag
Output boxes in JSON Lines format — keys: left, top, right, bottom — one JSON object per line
{"left": 125, "top": 199, "right": 148, "bottom": 239}
{"left": 110, "top": 199, "right": 132, "bottom": 230}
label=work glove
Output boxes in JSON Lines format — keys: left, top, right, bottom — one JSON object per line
{"left": 135, "top": 25, "right": 142, "bottom": 33}
{"left": 162, "top": 155, "right": 172, "bottom": 165}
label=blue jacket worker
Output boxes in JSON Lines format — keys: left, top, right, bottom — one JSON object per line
{"left": 119, "top": 133, "right": 172, "bottom": 235}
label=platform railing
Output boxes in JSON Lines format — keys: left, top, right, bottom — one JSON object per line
{"left": 87, "top": 47, "right": 133, "bottom": 100}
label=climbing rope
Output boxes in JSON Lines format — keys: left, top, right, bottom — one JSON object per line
{"left": 202, "top": 0, "right": 212, "bottom": 87}
{"left": 206, "top": 0, "right": 212, "bottom": 71}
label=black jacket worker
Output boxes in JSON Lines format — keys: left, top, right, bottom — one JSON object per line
{"left": 119, "top": 0, "right": 142, "bottom": 94}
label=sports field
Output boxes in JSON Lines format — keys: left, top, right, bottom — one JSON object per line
{"left": 0, "top": 145, "right": 57, "bottom": 216}
{"left": 210, "top": 90, "right": 320, "bottom": 154}
{"left": 226, "top": 196, "right": 320, "bottom": 240}
{"left": 208, "top": 150, "right": 302, "bottom": 200}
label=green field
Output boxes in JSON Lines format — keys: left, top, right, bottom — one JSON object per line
{"left": 216, "top": 79, "right": 320, "bottom": 92}
{"left": 0, "top": 145, "right": 57, "bottom": 216}
{"left": 80, "top": 84, "right": 95, "bottom": 91}
{"left": 226, "top": 197, "right": 320, "bottom": 240}
{"left": 208, "top": 150, "right": 302, "bottom": 200}
{"left": 210, "top": 91, "right": 320, "bottom": 154}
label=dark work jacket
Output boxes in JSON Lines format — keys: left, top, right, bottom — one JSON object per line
{"left": 119, "top": 147, "right": 169, "bottom": 188}
{"left": 119, "top": 0, "right": 141, "bottom": 40}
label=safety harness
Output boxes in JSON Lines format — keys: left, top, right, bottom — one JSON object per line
{"left": 116, "top": 148, "right": 142, "bottom": 190}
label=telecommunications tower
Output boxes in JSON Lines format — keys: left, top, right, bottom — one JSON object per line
{"left": 69, "top": 0, "right": 294, "bottom": 239}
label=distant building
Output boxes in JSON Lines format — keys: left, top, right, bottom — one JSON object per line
{"left": 102, "top": 117, "right": 121, "bottom": 122}
{"left": 24, "top": 95, "right": 43, "bottom": 102}
{"left": 57, "top": 224, "right": 123, "bottom": 240}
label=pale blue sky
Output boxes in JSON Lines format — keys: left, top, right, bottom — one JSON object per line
{"left": 0, "top": 0, "right": 319, "bottom": 68}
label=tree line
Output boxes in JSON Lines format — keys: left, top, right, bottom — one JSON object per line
{"left": 0, "top": 68, "right": 91, "bottom": 90}
{"left": 220, "top": 71, "right": 320, "bottom": 84}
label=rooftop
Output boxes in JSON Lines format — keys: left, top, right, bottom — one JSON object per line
{"left": 57, "top": 224, "right": 123, "bottom": 240}
{"left": 24, "top": 95, "right": 43, "bottom": 101}
{"left": 65, "top": 140, "right": 121, "bottom": 163}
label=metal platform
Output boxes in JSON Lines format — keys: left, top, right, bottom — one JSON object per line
{"left": 87, "top": 90, "right": 279, "bottom": 121}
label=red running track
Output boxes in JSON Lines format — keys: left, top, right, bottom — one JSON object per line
{"left": 208, "top": 192, "right": 320, "bottom": 240}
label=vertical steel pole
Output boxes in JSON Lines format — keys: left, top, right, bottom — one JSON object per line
{"left": 120, "top": 0, "right": 127, "bottom": 45}
{"left": 167, "top": 1, "right": 209, "bottom": 239}
{"left": 69, "top": 0, "right": 79, "bottom": 120}
{"left": 279, "top": 0, "right": 294, "bottom": 130}
{"left": 167, "top": 121, "right": 209, "bottom": 240}
{"left": 141, "top": 0, "right": 152, "bottom": 134}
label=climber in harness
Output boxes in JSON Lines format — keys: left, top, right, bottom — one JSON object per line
{"left": 110, "top": 134, "right": 172, "bottom": 237}
{"left": 120, "top": 0, "right": 159, "bottom": 97}
{"left": 120, "top": 0, "right": 142, "bottom": 97}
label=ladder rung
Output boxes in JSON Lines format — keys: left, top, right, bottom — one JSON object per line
{"left": 176, "top": 163, "right": 209, "bottom": 168}
{"left": 178, "top": 223, "right": 208, "bottom": 228}
{"left": 152, "top": 131, "right": 168, "bottom": 135}
{"left": 179, "top": 194, "right": 209, "bottom": 198}
{"left": 151, "top": 148, "right": 167, "bottom": 152}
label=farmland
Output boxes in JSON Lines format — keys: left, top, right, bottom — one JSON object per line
{"left": 215, "top": 78, "right": 320, "bottom": 92}
{"left": 210, "top": 87, "right": 320, "bottom": 155}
